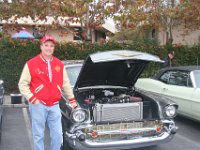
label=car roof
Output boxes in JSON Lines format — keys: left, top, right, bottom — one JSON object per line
{"left": 161, "top": 66, "right": 200, "bottom": 72}
{"left": 153, "top": 66, "right": 200, "bottom": 79}
{"left": 62, "top": 60, "right": 83, "bottom": 66}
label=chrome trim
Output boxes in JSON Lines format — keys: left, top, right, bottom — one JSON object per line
{"left": 163, "top": 104, "right": 178, "bottom": 119}
{"left": 90, "top": 50, "right": 163, "bottom": 63}
{"left": 93, "top": 102, "right": 143, "bottom": 123}
{"left": 70, "top": 123, "right": 93, "bottom": 133}
{"left": 70, "top": 108, "right": 89, "bottom": 123}
{"left": 162, "top": 120, "right": 177, "bottom": 132}
{"left": 161, "top": 119, "right": 174, "bottom": 124}
{"left": 77, "top": 85, "right": 128, "bottom": 91}
{"left": 64, "top": 130, "right": 175, "bottom": 150}
{"left": 0, "top": 80, "right": 3, "bottom": 84}
{"left": 91, "top": 127, "right": 158, "bottom": 135}
{"left": 64, "top": 119, "right": 177, "bottom": 149}
{"left": 85, "top": 132, "right": 171, "bottom": 147}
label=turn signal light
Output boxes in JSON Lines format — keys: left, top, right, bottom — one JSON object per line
{"left": 91, "top": 131, "right": 98, "bottom": 137}
{"left": 156, "top": 127, "right": 162, "bottom": 133}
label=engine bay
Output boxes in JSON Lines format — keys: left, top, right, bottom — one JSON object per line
{"left": 76, "top": 88, "right": 146, "bottom": 123}
{"left": 76, "top": 88, "right": 142, "bottom": 105}
{"left": 75, "top": 88, "right": 160, "bottom": 123}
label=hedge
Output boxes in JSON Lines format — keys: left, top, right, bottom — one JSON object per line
{"left": 1, "top": 36, "right": 200, "bottom": 93}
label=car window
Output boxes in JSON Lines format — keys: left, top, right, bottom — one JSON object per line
{"left": 187, "top": 78, "right": 193, "bottom": 87}
{"left": 159, "top": 70, "right": 191, "bottom": 87}
{"left": 169, "top": 71, "right": 189, "bottom": 86}
{"left": 159, "top": 71, "right": 171, "bottom": 83}
{"left": 65, "top": 66, "right": 82, "bottom": 86}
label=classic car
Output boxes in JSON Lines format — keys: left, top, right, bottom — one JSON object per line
{"left": 0, "top": 79, "right": 4, "bottom": 143}
{"left": 59, "top": 50, "right": 178, "bottom": 150}
{"left": 135, "top": 66, "right": 200, "bottom": 122}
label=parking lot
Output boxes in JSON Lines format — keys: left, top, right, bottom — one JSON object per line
{"left": 0, "top": 95, "right": 50, "bottom": 150}
{"left": 1, "top": 95, "right": 200, "bottom": 150}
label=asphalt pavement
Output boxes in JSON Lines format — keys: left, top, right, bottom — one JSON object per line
{"left": 0, "top": 95, "right": 50, "bottom": 150}
{"left": 1, "top": 95, "right": 200, "bottom": 150}
{"left": 0, "top": 95, "right": 30, "bottom": 150}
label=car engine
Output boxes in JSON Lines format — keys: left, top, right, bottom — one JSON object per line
{"left": 77, "top": 89, "right": 144, "bottom": 124}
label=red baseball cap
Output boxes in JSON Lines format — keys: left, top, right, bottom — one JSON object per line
{"left": 40, "top": 35, "right": 56, "bottom": 44}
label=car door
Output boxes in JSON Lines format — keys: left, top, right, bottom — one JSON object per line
{"left": 189, "top": 88, "right": 200, "bottom": 121}
{"left": 136, "top": 78, "right": 169, "bottom": 94}
{"left": 188, "top": 70, "right": 200, "bottom": 121}
{"left": 159, "top": 70, "right": 194, "bottom": 117}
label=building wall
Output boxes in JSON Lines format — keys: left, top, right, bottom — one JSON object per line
{"left": 158, "top": 25, "right": 200, "bottom": 46}
{"left": 7, "top": 25, "right": 73, "bottom": 42}
{"left": 6, "top": 25, "right": 108, "bottom": 43}
{"left": 49, "top": 30, "right": 74, "bottom": 43}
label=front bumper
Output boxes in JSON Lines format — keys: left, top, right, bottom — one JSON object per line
{"left": 63, "top": 120, "right": 178, "bottom": 150}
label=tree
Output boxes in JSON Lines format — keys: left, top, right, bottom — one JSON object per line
{"left": 108, "top": 0, "right": 200, "bottom": 45}
{"left": 1, "top": 0, "right": 199, "bottom": 44}
{"left": 0, "top": 0, "right": 111, "bottom": 42}
{"left": 180, "top": 0, "right": 200, "bottom": 29}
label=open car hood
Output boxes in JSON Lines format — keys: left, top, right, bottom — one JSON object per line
{"left": 74, "top": 50, "right": 163, "bottom": 90}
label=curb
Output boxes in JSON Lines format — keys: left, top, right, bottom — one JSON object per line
{"left": 3, "top": 104, "right": 28, "bottom": 108}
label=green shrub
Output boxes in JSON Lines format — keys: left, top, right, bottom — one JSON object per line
{"left": 1, "top": 36, "right": 200, "bottom": 93}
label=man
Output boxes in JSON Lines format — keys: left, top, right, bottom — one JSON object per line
{"left": 18, "top": 35, "right": 77, "bottom": 150}
{"left": 161, "top": 51, "right": 175, "bottom": 68}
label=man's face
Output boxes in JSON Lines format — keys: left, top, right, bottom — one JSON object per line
{"left": 40, "top": 41, "right": 55, "bottom": 58}
{"left": 168, "top": 52, "right": 174, "bottom": 60}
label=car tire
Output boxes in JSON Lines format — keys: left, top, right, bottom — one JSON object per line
{"left": 61, "top": 115, "right": 68, "bottom": 132}
{"left": 61, "top": 116, "right": 74, "bottom": 150}
{"left": 61, "top": 139, "right": 74, "bottom": 150}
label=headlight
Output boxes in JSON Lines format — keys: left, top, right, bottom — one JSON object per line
{"left": 164, "top": 105, "right": 177, "bottom": 118}
{"left": 0, "top": 80, "right": 3, "bottom": 85}
{"left": 70, "top": 108, "right": 88, "bottom": 123}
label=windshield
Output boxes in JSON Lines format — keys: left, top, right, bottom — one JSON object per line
{"left": 66, "top": 65, "right": 82, "bottom": 86}
{"left": 192, "top": 70, "right": 200, "bottom": 88}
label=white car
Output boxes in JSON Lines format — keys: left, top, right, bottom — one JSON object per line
{"left": 135, "top": 66, "right": 200, "bottom": 122}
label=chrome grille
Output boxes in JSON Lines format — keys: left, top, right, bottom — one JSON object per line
{"left": 85, "top": 121, "right": 163, "bottom": 142}
{"left": 93, "top": 102, "right": 143, "bottom": 123}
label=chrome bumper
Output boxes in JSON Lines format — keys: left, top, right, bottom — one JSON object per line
{"left": 63, "top": 120, "right": 178, "bottom": 150}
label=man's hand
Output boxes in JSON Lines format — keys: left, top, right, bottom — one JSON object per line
{"left": 69, "top": 98, "right": 78, "bottom": 109}
{"left": 33, "top": 99, "right": 40, "bottom": 104}
{"left": 70, "top": 101, "right": 78, "bottom": 109}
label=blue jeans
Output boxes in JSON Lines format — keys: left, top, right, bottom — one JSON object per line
{"left": 29, "top": 103, "right": 62, "bottom": 150}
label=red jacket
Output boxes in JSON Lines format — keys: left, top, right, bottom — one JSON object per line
{"left": 28, "top": 54, "right": 64, "bottom": 106}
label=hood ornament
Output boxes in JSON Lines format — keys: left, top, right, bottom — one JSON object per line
{"left": 113, "top": 53, "right": 142, "bottom": 58}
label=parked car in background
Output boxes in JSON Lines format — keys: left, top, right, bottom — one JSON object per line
{"left": 60, "top": 50, "right": 178, "bottom": 150}
{"left": 0, "top": 79, "right": 5, "bottom": 143}
{"left": 62, "top": 60, "right": 83, "bottom": 88}
{"left": 136, "top": 66, "right": 200, "bottom": 122}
